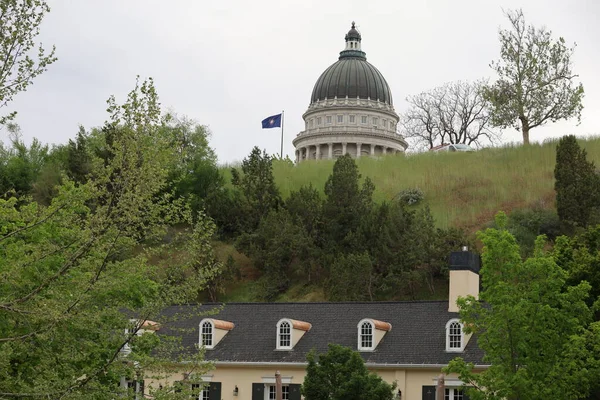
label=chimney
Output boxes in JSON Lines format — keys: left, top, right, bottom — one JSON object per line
{"left": 448, "top": 248, "right": 480, "bottom": 312}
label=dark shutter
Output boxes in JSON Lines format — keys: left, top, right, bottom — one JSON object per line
{"left": 463, "top": 389, "right": 470, "bottom": 400}
{"left": 209, "top": 382, "right": 221, "bottom": 400}
{"left": 137, "top": 380, "right": 144, "bottom": 397}
{"left": 422, "top": 385, "right": 436, "bottom": 400}
{"left": 252, "top": 383, "right": 265, "bottom": 400}
{"left": 289, "top": 384, "right": 301, "bottom": 400}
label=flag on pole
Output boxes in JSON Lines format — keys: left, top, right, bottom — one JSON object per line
{"left": 261, "top": 113, "right": 282, "bottom": 129}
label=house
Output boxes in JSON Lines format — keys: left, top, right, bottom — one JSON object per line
{"left": 143, "top": 250, "right": 485, "bottom": 400}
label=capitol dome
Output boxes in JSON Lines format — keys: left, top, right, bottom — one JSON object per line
{"left": 293, "top": 22, "right": 408, "bottom": 162}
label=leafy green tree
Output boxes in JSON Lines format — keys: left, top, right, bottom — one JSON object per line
{"left": 302, "top": 344, "right": 396, "bottom": 400}
{"left": 231, "top": 146, "right": 282, "bottom": 232}
{"left": 322, "top": 154, "right": 374, "bottom": 253}
{"left": 0, "top": 131, "right": 49, "bottom": 197}
{"left": 0, "top": 0, "right": 57, "bottom": 124}
{"left": 483, "top": 9, "right": 584, "bottom": 145}
{"left": 445, "top": 212, "right": 600, "bottom": 400}
{"left": 0, "top": 78, "right": 217, "bottom": 398}
{"left": 66, "top": 127, "right": 92, "bottom": 184}
{"left": 554, "top": 135, "right": 599, "bottom": 229}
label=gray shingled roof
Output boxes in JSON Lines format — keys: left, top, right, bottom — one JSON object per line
{"left": 158, "top": 301, "right": 485, "bottom": 366}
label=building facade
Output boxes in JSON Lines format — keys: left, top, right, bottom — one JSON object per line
{"left": 292, "top": 22, "right": 408, "bottom": 163}
{"left": 138, "top": 251, "right": 484, "bottom": 400}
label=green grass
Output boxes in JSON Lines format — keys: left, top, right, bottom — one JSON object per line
{"left": 264, "top": 137, "right": 600, "bottom": 230}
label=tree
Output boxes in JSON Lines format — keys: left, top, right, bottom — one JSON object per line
{"left": 302, "top": 344, "right": 396, "bottom": 400}
{"left": 66, "top": 126, "right": 92, "bottom": 184}
{"left": 0, "top": 0, "right": 57, "bottom": 124}
{"left": 554, "top": 135, "right": 600, "bottom": 229}
{"left": 402, "top": 80, "right": 498, "bottom": 150}
{"left": 231, "top": 146, "right": 282, "bottom": 232}
{"left": 0, "top": 78, "right": 217, "bottom": 398}
{"left": 445, "top": 212, "right": 600, "bottom": 400}
{"left": 321, "top": 154, "right": 374, "bottom": 253}
{"left": 326, "top": 252, "right": 375, "bottom": 301}
{"left": 483, "top": 9, "right": 584, "bottom": 145}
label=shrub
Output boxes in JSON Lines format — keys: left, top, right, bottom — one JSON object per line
{"left": 395, "top": 187, "right": 424, "bottom": 205}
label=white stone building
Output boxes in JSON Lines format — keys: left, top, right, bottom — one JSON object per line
{"left": 293, "top": 22, "right": 408, "bottom": 162}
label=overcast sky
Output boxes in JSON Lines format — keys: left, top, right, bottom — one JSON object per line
{"left": 4, "top": 0, "right": 600, "bottom": 163}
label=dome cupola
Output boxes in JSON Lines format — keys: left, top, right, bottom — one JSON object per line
{"left": 310, "top": 22, "right": 393, "bottom": 105}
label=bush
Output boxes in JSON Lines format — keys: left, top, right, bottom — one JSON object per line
{"left": 395, "top": 187, "right": 424, "bottom": 205}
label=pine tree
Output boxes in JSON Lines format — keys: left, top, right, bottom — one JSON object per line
{"left": 554, "top": 135, "right": 599, "bottom": 228}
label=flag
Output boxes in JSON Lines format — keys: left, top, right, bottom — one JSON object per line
{"left": 261, "top": 113, "right": 282, "bottom": 129}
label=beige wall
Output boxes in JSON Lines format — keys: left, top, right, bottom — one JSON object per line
{"left": 146, "top": 364, "right": 481, "bottom": 400}
{"left": 448, "top": 269, "right": 479, "bottom": 312}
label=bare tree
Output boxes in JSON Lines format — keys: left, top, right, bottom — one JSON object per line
{"left": 401, "top": 80, "right": 499, "bottom": 151}
{"left": 0, "top": 0, "right": 56, "bottom": 125}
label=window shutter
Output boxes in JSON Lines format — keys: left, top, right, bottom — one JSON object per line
{"left": 209, "top": 382, "right": 221, "bottom": 400}
{"left": 289, "top": 384, "right": 301, "bottom": 400}
{"left": 252, "top": 383, "right": 264, "bottom": 400}
{"left": 137, "top": 380, "right": 145, "bottom": 396}
{"left": 422, "top": 385, "right": 436, "bottom": 400}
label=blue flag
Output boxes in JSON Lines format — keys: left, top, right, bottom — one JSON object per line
{"left": 261, "top": 113, "right": 282, "bottom": 129}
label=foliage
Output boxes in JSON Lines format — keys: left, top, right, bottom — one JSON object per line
{"left": 396, "top": 187, "right": 424, "bottom": 205}
{"left": 0, "top": 131, "right": 49, "bottom": 197}
{"left": 231, "top": 146, "right": 282, "bottom": 232}
{"left": 554, "top": 135, "right": 600, "bottom": 229}
{"left": 326, "top": 252, "right": 375, "bottom": 301}
{"left": 0, "top": 78, "right": 217, "bottom": 398}
{"left": 0, "top": 0, "right": 57, "bottom": 124}
{"left": 322, "top": 154, "right": 374, "bottom": 253}
{"left": 483, "top": 9, "right": 584, "bottom": 145}
{"left": 402, "top": 80, "right": 498, "bottom": 150}
{"left": 302, "top": 344, "right": 396, "bottom": 400}
{"left": 445, "top": 212, "right": 600, "bottom": 400}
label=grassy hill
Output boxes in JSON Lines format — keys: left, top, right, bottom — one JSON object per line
{"left": 265, "top": 137, "right": 600, "bottom": 231}
{"left": 214, "top": 136, "right": 600, "bottom": 302}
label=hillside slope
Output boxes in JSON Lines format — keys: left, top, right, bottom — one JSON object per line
{"left": 268, "top": 137, "right": 600, "bottom": 230}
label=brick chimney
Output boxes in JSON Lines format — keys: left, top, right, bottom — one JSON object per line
{"left": 448, "top": 247, "right": 480, "bottom": 312}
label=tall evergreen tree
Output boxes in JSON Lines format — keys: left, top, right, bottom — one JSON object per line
{"left": 66, "top": 127, "right": 91, "bottom": 184}
{"left": 231, "top": 146, "right": 282, "bottom": 231}
{"left": 554, "top": 135, "right": 599, "bottom": 228}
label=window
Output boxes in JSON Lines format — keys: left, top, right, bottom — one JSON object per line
{"left": 337, "top": 115, "right": 343, "bottom": 123}
{"left": 445, "top": 388, "right": 464, "bottom": 400}
{"left": 326, "top": 116, "right": 332, "bottom": 124}
{"left": 268, "top": 385, "right": 289, "bottom": 400}
{"left": 372, "top": 117, "right": 378, "bottom": 126}
{"left": 446, "top": 319, "right": 464, "bottom": 351}
{"left": 200, "top": 320, "right": 213, "bottom": 348}
{"left": 317, "top": 117, "right": 322, "bottom": 125}
{"left": 309, "top": 119, "right": 314, "bottom": 128}
{"left": 349, "top": 115, "right": 355, "bottom": 123}
{"left": 361, "top": 115, "right": 367, "bottom": 124}
{"left": 277, "top": 320, "right": 292, "bottom": 349}
{"left": 382, "top": 120, "right": 387, "bottom": 128}
{"left": 358, "top": 320, "right": 373, "bottom": 350}
{"left": 192, "top": 383, "right": 210, "bottom": 400}
{"left": 123, "top": 380, "right": 144, "bottom": 399}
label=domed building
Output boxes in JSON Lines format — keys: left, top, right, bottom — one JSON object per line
{"left": 293, "top": 22, "right": 408, "bottom": 162}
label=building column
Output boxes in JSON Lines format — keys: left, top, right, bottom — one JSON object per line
{"left": 356, "top": 143, "right": 362, "bottom": 158}
{"left": 382, "top": 147, "right": 387, "bottom": 155}
{"left": 370, "top": 144, "right": 375, "bottom": 156}
{"left": 304, "top": 146, "right": 310, "bottom": 160}
{"left": 295, "top": 150, "right": 299, "bottom": 164}
{"left": 342, "top": 142, "right": 347, "bottom": 156}
{"left": 328, "top": 143, "right": 333, "bottom": 159}
{"left": 315, "top": 145, "right": 321, "bottom": 160}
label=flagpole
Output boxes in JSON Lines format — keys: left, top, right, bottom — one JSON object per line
{"left": 280, "top": 110, "right": 285, "bottom": 159}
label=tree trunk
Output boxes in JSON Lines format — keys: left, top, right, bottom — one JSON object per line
{"left": 520, "top": 117, "right": 530, "bottom": 145}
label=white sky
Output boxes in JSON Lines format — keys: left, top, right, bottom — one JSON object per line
{"left": 4, "top": 0, "right": 600, "bottom": 163}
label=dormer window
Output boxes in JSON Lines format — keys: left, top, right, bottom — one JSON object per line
{"left": 199, "top": 318, "right": 234, "bottom": 350}
{"left": 446, "top": 319, "right": 464, "bottom": 352}
{"left": 278, "top": 320, "right": 292, "bottom": 349}
{"left": 357, "top": 318, "right": 392, "bottom": 351}
{"left": 201, "top": 320, "right": 214, "bottom": 348}
{"left": 276, "top": 318, "right": 311, "bottom": 350}
{"left": 359, "top": 321, "right": 373, "bottom": 350}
